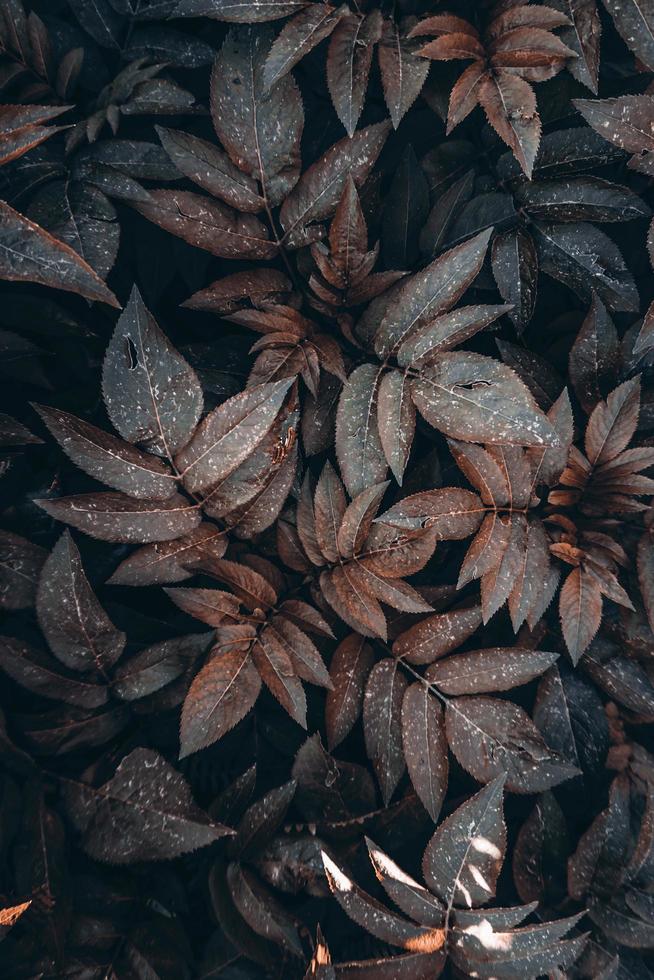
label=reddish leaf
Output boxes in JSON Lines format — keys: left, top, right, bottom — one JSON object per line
{"left": 0, "top": 200, "right": 119, "bottom": 307}
{"left": 325, "top": 633, "right": 375, "bottom": 750}
{"left": 401, "top": 684, "right": 448, "bottom": 822}
{"left": 364, "top": 658, "right": 407, "bottom": 804}
{"left": 181, "top": 636, "right": 261, "bottom": 756}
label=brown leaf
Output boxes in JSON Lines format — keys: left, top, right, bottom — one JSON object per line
{"left": 337, "top": 482, "right": 388, "bottom": 559}
{"left": 584, "top": 376, "right": 640, "bottom": 466}
{"left": 175, "top": 379, "right": 293, "bottom": 494}
{"left": 107, "top": 524, "right": 227, "bottom": 587}
{"left": 156, "top": 125, "right": 265, "bottom": 213}
{"left": 37, "top": 530, "right": 125, "bottom": 672}
{"left": 34, "top": 403, "right": 178, "bottom": 500}
{"left": 375, "top": 229, "right": 492, "bottom": 360}
{"left": 426, "top": 647, "right": 558, "bottom": 695}
{"left": 568, "top": 293, "right": 618, "bottom": 414}
{"left": 0, "top": 200, "right": 119, "bottom": 307}
{"left": 422, "top": 775, "right": 506, "bottom": 909}
{"left": 322, "top": 852, "right": 445, "bottom": 951}
{"left": 363, "top": 658, "right": 407, "bottom": 804}
{"left": 102, "top": 285, "right": 203, "bottom": 459}
{"left": 477, "top": 71, "right": 541, "bottom": 178}
{"left": 366, "top": 839, "right": 444, "bottom": 926}
{"left": 254, "top": 629, "right": 307, "bottom": 728}
{"left": 180, "top": 633, "right": 261, "bottom": 756}
{"left": 280, "top": 121, "right": 391, "bottom": 247}
{"left": 132, "top": 189, "right": 277, "bottom": 260}
{"left": 412, "top": 352, "right": 558, "bottom": 447}
{"left": 325, "top": 633, "right": 375, "bottom": 750}
{"left": 321, "top": 564, "right": 387, "bottom": 639}
{"left": 335, "top": 363, "right": 387, "bottom": 499}
{"left": 377, "top": 369, "right": 416, "bottom": 485}
{"left": 393, "top": 604, "right": 483, "bottom": 665}
{"left": 63, "top": 748, "right": 233, "bottom": 861}
{"left": 212, "top": 24, "right": 303, "bottom": 206}
{"left": 401, "top": 684, "right": 448, "bottom": 822}
{"left": 327, "top": 10, "right": 381, "bottom": 137}
{"left": 377, "top": 487, "right": 484, "bottom": 540}
{"left": 36, "top": 492, "right": 202, "bottom": 544}
{"left": 314, "top": 460, "right": 347, "bottom": 563}
{"left": 445, "top": 696, "right": 579, "bottom": 793}
{"left": 263, "top": 4, "right": 346, "bottom": 89}
{"left": 378, "top": 18, "right": 430, "bottom": 129}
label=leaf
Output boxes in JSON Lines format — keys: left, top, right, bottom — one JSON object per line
{"left": 0, "top": 201, "right": 119, "bottom": 307}
{"left": 562, "top": 0, "right": 601, "bottom": 93}
{"left": 532, "top": 221, "right": 639, "bottom": 311}
{"left": 232, "top": 780, "right": 296, "bottom": 859}
{"left": 36, "top": 530, "right": 125, "bottom": 672}
{"left": 602, "top": 0, "right": 654, "bottom": 71}
{"left": 175, "top": 379, "right": 293, "bottom": 494}
{"left": 374, "top": 229, "right": 492, "bottom": 360}
{"left": 638, "top": 531, "right": 654, "bottom": 634}
{"left": 534, "top": 665, "right": 609, "bottom": 776}
{"left": 180, "top": 637, "right": 261, "bottom": 756}
{"left": 280, "top": 121, "right": 391, "bottom": 247}
{"left": 132, "top": 189, "right": 277, "bottom": 260}
{"left": 0, "top": 530, "right": 46, "bottom": 611}
{"left": 34, "top": 404, "right": 178, "bottom": 500}
{"left": 313, "top": 460, "right": 347, "bottom": 562}
{"left": 366, "top": 839, "right": 444, "bottom": 927}
{"left": 363, "top": 658, "right": 407, "bottom": 805}
{"left": 377, "top": 369, "right": 416, "bottom": 485}
{"left": 518, "top": 176, "right": 649, "bottom": 223}
{"left": 477, "top": 71, "right": 541, "bottom": 178}
{"left": 190, "top": 0, "right": 309, "bottom": 22}
{"left": 226, "top": 862, "right": 302, "bottom": 954}
{"left": 63, "top": 748, "right": 233, "bottom": 862}
{"left": 568, "top": 293, "right": 619, "bottom": 414}
{"left": 156, "top": 125, "right": 264, "bottom": 212}
{"left": 263, "top": 4, "right": 345, "bottom": 90}
{"left": 491, "top": 227, "right": 538, "bottom": 332}
{"left": 574, "top": 94, "right": 654, "bottom": 156}
{"left": 381, "top": 145, "right": 430, "bottom": 270}
{"left": 378, "top": 18, "right": 430, "bottom": 129}
{"left": 337, "top": 482, "right": 387, "bottom": 559}
{"left": 325, "top": 633, "right": 375, "bottom": 750}
{"left": 103, "top": 285, "right": 203, "bottom": 459}
{"left": 411, "top": 352, "right": 558, "bottom": 447}
{"left": 422, "top": 775, "right": 506, "bottom": 909}
{"left": 0, "top": 637, "right": 108, "bottom": 709}
{"left": 378, "top": 487, "right": 484, "bottom": 539}
{"left": 401, "top": 684, "right": 448, "bottom": 822}
{"left": 212, "top": 25, "right": 303, "bottom": 206}
{"left": 397, "top": 305, "right": 512, "bottom": 369}
{"left": 327, "top": 10, "right": 381, "bottom": 138}
{"left": 28, "top": 181, "right": 119, "bottom": 281}
{"left": 426, "top": 647, "right": 558, "bottom": 695}
{"left": 253, "top": 629, "right": 307, "bottom": 728}
{"left": 445, "top": 697, "right": 580, "bottom": 793}
{"left": 585, "top": 377, "right": 640, "bottom": 466}
{"left": 36, "top": 492, "right": 202, "bottom": 544}
{"left": 322, "top": 852, "right": 445, "bottom": 952}
{"left": 393, "top": 604, "right": 483, "bottom": 665}
{"left": 113, "top": 633, "right": 210, "bottom": 701}
{"left": 335, "top": 363, "right": 387, "bottom": 499}
{"left": 107, "top": 524, "right": 227, "bottom": 586}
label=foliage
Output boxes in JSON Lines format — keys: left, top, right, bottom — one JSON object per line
{"left": 1, "top": 0, "right": 654, "bottom": 977}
